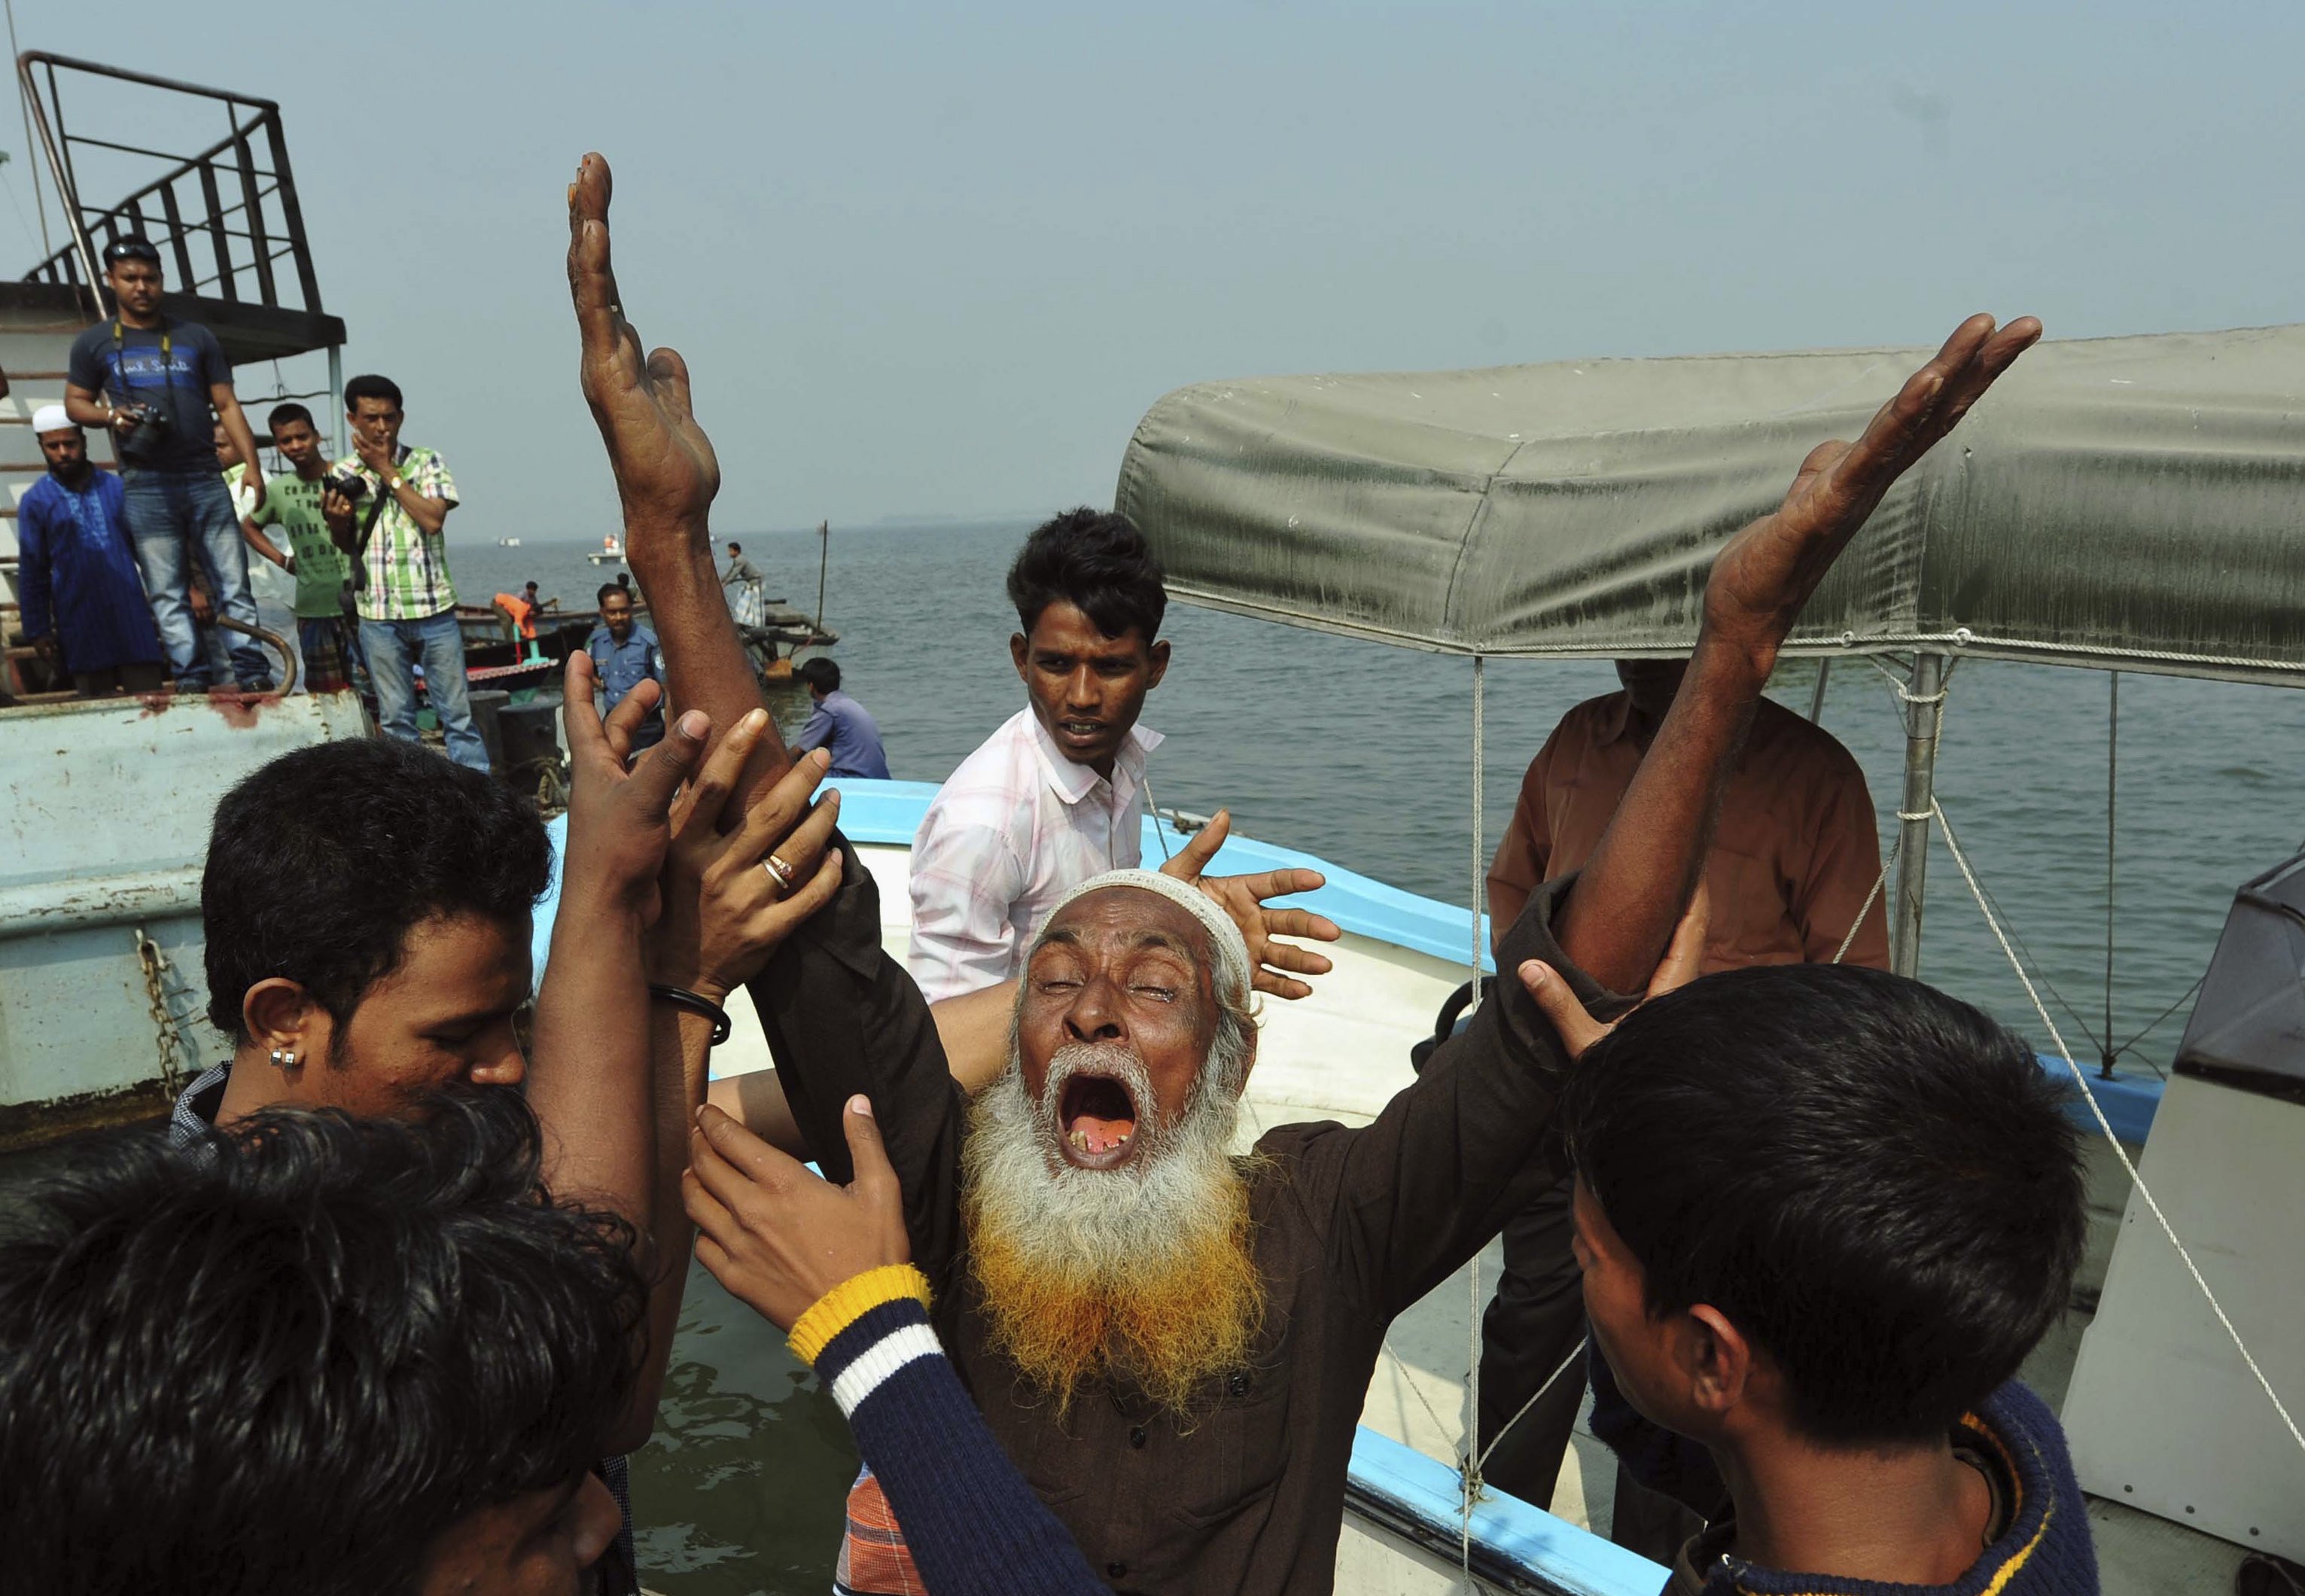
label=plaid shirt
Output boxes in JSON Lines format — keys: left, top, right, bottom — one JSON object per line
{"left": 338, "top": 446, "right": 461, "bottom": 621}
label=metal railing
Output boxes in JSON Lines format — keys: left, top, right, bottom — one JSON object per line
{"left": 14, "top": 52, "right": 323, "bottom": 317}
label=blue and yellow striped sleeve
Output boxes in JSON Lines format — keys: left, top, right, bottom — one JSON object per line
{"left": 787, "top": 1266, "right": 1104, "bottom": 1596}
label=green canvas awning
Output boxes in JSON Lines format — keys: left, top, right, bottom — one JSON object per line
{"left": 1113, "top": 324, "right": 2305, "bottom": 686}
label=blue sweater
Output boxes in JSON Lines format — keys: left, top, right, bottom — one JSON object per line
{"left": 793, "top": 1266, "right": 1101, "bottom": 1596}
{"left": 1590, "top": 1350, "right": 2099, "bottom": 1595}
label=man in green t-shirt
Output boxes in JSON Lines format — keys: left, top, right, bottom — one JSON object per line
{"left": 241, "top": 402, "right": 358, "bottom": 693}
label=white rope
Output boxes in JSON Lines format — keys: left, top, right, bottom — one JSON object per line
{"left": 1463, "top": 655, "right": 1486, "bottom": 1570}
{"left": 1472, "top": 1336, "right": 1590, "bottom": 1475}
{"left": 1140, "top": 772, "right": 1174, "bottom": 863}
{"left": 1831, "top": 831, "right": 1899, "bottom": 965}
{"left": 1930, "top": 795, "right": 2305, "bottom": 1462}
{"left": 1381, "top": 1335, "right": 1457, "bottom": 1447}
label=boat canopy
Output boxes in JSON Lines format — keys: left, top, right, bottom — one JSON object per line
{"left": 1113, "top": 324, "right": 2305, "bottom": 687}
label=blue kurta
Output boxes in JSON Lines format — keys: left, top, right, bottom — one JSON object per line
{"left": 16, "top": 470, "right": 163, "bottom": 674}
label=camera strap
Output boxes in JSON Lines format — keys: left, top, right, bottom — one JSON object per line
{"left": 108, "top": 318, "right": 174, "bottom": 449}
{"left": 343, "top": 446, "right": 404, "bottom": 593}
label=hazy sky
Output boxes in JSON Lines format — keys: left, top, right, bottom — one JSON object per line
{"left": 7, "top": 2, "right": 2298, "bottom": 537}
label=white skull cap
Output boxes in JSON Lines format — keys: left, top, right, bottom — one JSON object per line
{"left": 1036, "top": 868, "right": 1253, "bottom": 1007}
{"left": 31, "top": 404, "right": 72, "bottom": 436}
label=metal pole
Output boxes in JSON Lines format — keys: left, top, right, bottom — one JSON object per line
{"left": 1807, "top": 656, "right": 1832, "bottom": 723}
{"left": 2103, "top": 670, "right": 2118, "bottom": 1075}
{"left": 815, "top": 519, "right": 830, "bottom": 631}
{"left": 326, "top": 343, "right": 343, "bottom": 458}
{"left": 1891, "top": 652, "right": 1947, "bottom": 978}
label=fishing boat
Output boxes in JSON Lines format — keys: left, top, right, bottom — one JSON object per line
{"left": 498, "top": 535, "right": 522, "bottom": 547}
{"left": 552, "top": 322, "right": 2305, "bottom": 1591}
{"left": 588, "top": 533, "right": 626, "bottom": 565}
{"left": 0, "top": 53, "right": 364, "bottom": 1147}
{"left": 1102, "top": 321, "right": 2305, "bottom": 1589}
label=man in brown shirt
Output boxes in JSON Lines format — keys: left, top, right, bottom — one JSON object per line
{"left": 1488, "top": 659, "right": 1890, "bottom": 973}
{"left": 1475, "top": 656, "right": 1889, "bottom": 1533}
{"left": 571, "top": 150, "right": 2031, "bottom": 1596}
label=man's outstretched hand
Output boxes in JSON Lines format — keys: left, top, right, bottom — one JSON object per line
{"left": 1703, "top": 312, "right": 2041, "bottom": 675}
{"left": 686, "top": 1095, "right": 910, "bottom": 1334}
{"left": 1160, "top": 809, "right": 1341, "bottom": 1001}
{"left": 568, "top": 152, "right": 720, "bottom": 539}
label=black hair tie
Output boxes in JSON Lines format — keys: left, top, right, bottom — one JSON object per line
{"left": 647, "top": 984, "right": 732, "bottom": 1047}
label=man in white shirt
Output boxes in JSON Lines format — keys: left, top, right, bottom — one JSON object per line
{"left": 908, "top": 510, "right": 1172, "bottom": 1004}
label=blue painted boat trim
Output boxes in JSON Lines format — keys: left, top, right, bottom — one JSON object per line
{"left": 541, "top": 784, "right": 2169, "bottom": 1149}
{"left": 2037, "top": 1054, "right": 2161, "bottom": 1144}
{"left": 1346, "top": 1427, "right": 1665, "bottom": 1596}
{"left": 825, "top": 778, "right": 1496, "bottom": 971}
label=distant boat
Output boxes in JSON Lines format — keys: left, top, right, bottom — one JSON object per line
{"left": 586, "top": 534, "right": 625, "bottom": 566}
{"left": 497, "top": 536, "right": 522, "bottom": 548}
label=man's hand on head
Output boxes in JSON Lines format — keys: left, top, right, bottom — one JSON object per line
{"left": 1160, "top": 809, "right": 1341, "bottom": 1001}
{"left": 1701, "top": 313, "right": 2040, "bottom": 678}
{"left": 568, "top": 152, "right": 721, "bottom": 541}
{"left": 559, "top": 649, "right": 707, "bottom": 927}
{"left": 685, "top": 1096, "right": 911, "bottom": 1334}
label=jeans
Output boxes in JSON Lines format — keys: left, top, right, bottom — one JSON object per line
{"left": 122, "top": 468, "right": 270, "bottom": 688}
{"left": 360, "top": 611, "right": 490, "bottom": 772}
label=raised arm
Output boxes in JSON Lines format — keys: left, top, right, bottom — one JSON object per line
{"left": 623, "top": 717, "right": 842, "bottom": 1448}
{"left": 569, "top": 153, "right": 787, "bottom": 812}
{"left": 526, "top": 655, "right": 701, "bottom": 1229}
{"left": 1556, "top": 312, "right": 2040, "bottom": 991}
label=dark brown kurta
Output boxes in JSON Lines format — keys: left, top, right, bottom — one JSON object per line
{"left": 750, "top": 848, "right": 1606, "bottom": 1595}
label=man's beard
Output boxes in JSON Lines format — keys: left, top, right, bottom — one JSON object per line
{"left": 961, "top": 1042, "right": 1264, "bottom": 1418}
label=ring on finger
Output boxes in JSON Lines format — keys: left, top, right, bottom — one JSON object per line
{"left": 763, "top": 853, "right": 799, "bottom": 893}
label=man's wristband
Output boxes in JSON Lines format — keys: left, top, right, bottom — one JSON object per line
{"left": 647, "top": 983, "right": 731, "bottom": 1045}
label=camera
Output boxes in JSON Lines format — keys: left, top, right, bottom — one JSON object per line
{"left": 324, "top": 468, "right": 369, "bottom": 501}
{"left": 115, "top": 401, "right": 170, "bottom": 459}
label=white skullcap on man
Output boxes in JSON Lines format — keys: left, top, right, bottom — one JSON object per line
{"left": 31, "top": 404, "right": 72, "bottom": 436}
{"left": 1036, "top": 868, "right": 1253, "bottom": 1006}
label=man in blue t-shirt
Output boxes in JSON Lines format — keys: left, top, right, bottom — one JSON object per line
{"left": 791, "top": 656, "right": 890, "bottom": 778}
{"left": 63, "top": 234, "right": 275, "bottom": 693}
{"left": 586, "top": 582, "right": 665, "bottom": 753}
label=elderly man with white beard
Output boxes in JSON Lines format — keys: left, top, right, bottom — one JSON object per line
{"left": 569, "top": 145, "right": 2039, "bottom": 1596}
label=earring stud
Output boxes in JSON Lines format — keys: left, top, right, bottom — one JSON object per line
{"left": 269, "top": 1047, "right": 298, "bottom": 1070}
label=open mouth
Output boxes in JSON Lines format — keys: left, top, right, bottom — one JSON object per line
{"left": 1058, "top": 1073, "right": 1140, "bottom": 1169}
{"left": 1056, "top": 718, "right": 1106, "bottom": 746}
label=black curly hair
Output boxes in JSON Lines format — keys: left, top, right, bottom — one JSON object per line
{"left": 1006, "top": 507, "right": 1167, "bottom": 642}
{"left": 0, "top": 1089, "right": 644, "bottom": 1596}
{"left": 201, "top": 737, "right": 552, "bottom": 1037}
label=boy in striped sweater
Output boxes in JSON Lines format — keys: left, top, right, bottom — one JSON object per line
{"left": 1522, "top": 958, "right": 2100, "bottom": 1595}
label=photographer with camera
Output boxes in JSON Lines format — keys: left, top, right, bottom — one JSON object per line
{"left": 63, "top": 236, "right": 275, "bottom": 693}
{"left": 321, "top": 373, "right": 487, "bottom": 770}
